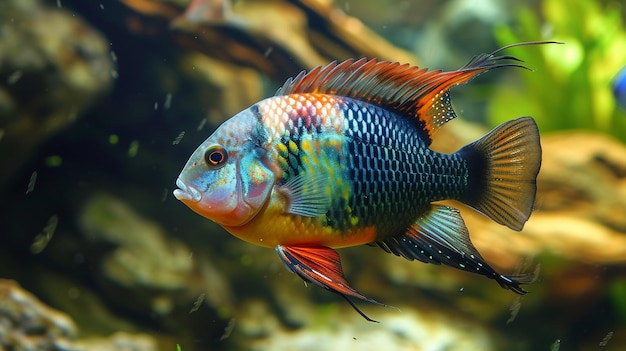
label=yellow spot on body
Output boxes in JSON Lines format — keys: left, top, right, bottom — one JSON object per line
{"left": 350, "top": 216, "right": 359, "bottom": 226}
{"left": 288, "top": 139, "right": 298, "bottom": 154}
{"left": 277, "top": 142, "right": 288, "bottom": 155}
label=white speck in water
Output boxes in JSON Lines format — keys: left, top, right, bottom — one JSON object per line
{"left": 459, "top": 287, "right": 464, "bottom": 292}
{"left": 550, "top": 339, "right": 561, "bottom": 351}
{"left": 189, "top": 293, "right": 205, "bottom": 314}
{"left": 110, "top": 50, "right": 118, "bottom": 62}
{"left": 128, "top": 140, "right": 140, "bottom": 157}
{"left": 264, "top": 46, "right": 273, "bottom": 57}
{"left": 197, "top": 117, "right": 207, "bottom": 131}
{"left": 7, "top": 70, "right": 22, "bottom": 84}
{"left": 154, "top": 102, "right": 159, "bottom": 110}
{"left": 111, "top": 69, "right": 119, "bottom": 79}
{"left": 599, "top": 331, "right": 613, "bottom": 346}
{"left": 26, "top": 171, "right": 37, "bottom": 194}
{"left": 30, "top": 215, "right": 59, "bottom": 254}
{"left": 56, "top": 0, "right": 61, "bottom": 8}
{"left": 172, "top": 131, "right": 185, "bottom": 145}
{"left": 164, "top": 93, "right": 173, "bottom": 110}
{"left": 99, "top": 3, "right": 104, "bottom": 10}
{"left": 220, "top": 318, "right": 236, "bottom": 341}
{"left": 506, "top": 296, "right": 522, "bottom": 324}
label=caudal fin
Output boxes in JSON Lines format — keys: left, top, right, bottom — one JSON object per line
{"left": 458, "top": 117, "right": 541, "bottom": 231}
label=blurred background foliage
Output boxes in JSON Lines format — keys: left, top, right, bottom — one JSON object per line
{"left": 487, "top": 0, "right": 626, "bottom": 140}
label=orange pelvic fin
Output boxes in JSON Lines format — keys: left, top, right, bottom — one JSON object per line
{"left": 276, "top": 244, "right": 385, "bottom": 322}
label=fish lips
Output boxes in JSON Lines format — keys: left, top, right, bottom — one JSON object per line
{"left": 174, "top": 178, "right": 202, "bottom": 202}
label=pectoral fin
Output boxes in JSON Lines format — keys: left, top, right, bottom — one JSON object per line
{"left": 276, "top": 244, "right": 385, "bottom": 322}
{"left": 278, "top": 174, "right": 330, "bottom": 217}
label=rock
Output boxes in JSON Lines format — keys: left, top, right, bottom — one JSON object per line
{"left": 0, "top": 279, "right": 77, "bottom": 351}
{"left": 118, "top": 0, "right": 418, "bottom": 80}
{"left": 235, "top": 298, "right": 498, "bottom": 351}
{"left": 77, "top": 193, "right": 233, "bottom": 312}
{"left": 537, "top": 132, "right": 626, "bottom": 232}
{"left": 0, "top": 279, "right": 157, "bottom": 351}
{"left": 76, "top": 193, "right": 235, "bottom": 348}
{"left": 73, "top": 332, "right": 157, "bottom": 351}
{"left": 0, "top": 0, "right": 114, "bottom": 185}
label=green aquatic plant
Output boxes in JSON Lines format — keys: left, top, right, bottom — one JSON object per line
{"left": 487, "top": 0, "right": 626, "bottom": 141}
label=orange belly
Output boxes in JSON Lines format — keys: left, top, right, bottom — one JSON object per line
{"left": 223, "top": 194, "right": 377, "bottom": 248}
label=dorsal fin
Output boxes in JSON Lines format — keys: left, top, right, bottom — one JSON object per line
{"left": 276, "top": 41, "right": 557, "bottom": 141}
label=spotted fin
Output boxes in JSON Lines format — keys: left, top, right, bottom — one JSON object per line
{"left": 458, "top": 117, "right": 541, "bottom": 231}
{"left": 276, "top": 244, "right": 385, "bottom": 322}
{"left": 371, "top": 205, "right": 532, "bottom": 294}
{"left": 276, "top": 42, "right": 555, "bottom": 143}
{"left": 277, "top": 173, "right": 330, "bottom": 217}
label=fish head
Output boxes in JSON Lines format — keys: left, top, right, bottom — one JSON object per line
{"left": 174, "top": 108, "right": 275, "bottom": 227}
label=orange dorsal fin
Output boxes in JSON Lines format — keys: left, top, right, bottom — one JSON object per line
{"left": 276, "top": 41, "right": 555, "bottom": 142}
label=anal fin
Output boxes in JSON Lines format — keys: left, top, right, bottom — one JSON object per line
{"left": 276, "top": 244, "right": 385, "bottom": 322}
{"left": 372, "top": 205, "right": 531, "bottom": 294}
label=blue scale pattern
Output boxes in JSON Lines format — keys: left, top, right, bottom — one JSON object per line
{"left": 333, "top": 99, "right": 469, "bottom": 236}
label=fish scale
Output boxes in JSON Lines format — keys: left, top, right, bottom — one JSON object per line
{"left": 337, "top": 98, "right": 468, "bottom": 236}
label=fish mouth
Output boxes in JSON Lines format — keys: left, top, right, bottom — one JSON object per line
{"left": 173, "top": 178, "right": 202, "bottom": 202}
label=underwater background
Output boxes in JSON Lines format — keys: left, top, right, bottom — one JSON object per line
{"left": 1, "top": 0, "right": 626, "bottom": 350}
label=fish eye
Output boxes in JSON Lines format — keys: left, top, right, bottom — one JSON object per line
{"left": 204, "top": 145, "right": 228, "bottom": 168}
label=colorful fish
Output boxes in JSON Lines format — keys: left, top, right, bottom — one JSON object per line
{"left": 174, "top": 42, "right": 548, "bottom": 321}
{"left": 613, "top": 66, "right": 626, "bottom": 109}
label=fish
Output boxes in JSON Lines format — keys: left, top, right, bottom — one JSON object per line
{"left": 613, "top": 66, "right": 626, "bottom": 109}
{"left": 174, "top": 42, "right": 549, "bottom": 321}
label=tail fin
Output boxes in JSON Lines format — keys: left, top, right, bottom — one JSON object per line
{"left": 458, "top": 117, "right": 541, "bottom": 231}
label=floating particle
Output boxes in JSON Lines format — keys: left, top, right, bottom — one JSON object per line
{"left": 172, "top": 131, "right": 185, "bottom": 145}
{"left": 550, "top": 339, "right": 561, "bottom": 351}
{"left": 164, "top": 93, "right": 173, "bottom": 110}
{"left": 264, "top": 46, "right": 273, "bottom": 57}
{"left": 99, "top": 3, "right": 104, "bottom": 10}
{"left": 111, "top": 69, "right": 119, "bottom": 79}
{"left": 161, "top": 188, "right": 169, "bottom": 202}
{"left": 189, "top": 293, "right": 205, "bottom": 314}
{"left": 7, "top": 71, "right": 22, "bottom": 84}
{"left": 110, "top": 50, "right": 118, "bottom": 62}
{"left": 30, "top": 215, "right": 59, "bottom": 254}
{"left": 599, "top": 331, "right": 613, "bottom": 346}
{"left": 45, "top": 155, "right": 63, "bottom": 167}
{"left": 128, "top": 140, "right": 140, "bottom": 157}
{"left": 56, "top": 0, "right": 61, "bottom": 8}
{"left": 154, "top": 102, "right": 159, "bottom": 110}
{"left": 26, "top": 171, "right": 37, "bottom": 194}
{"left": 197, "top": 117, "right": 207, "bottom": 131}
{"left": 506, "top": 296, "right": 522, "bottom": 324}
{"left": 219, "top": 318, "right": 236, "bottom": 341}
{"left": 109, "top": 134, "right": 119, "bottom": 144}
